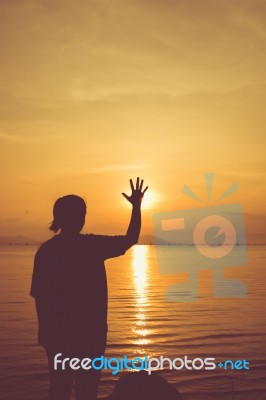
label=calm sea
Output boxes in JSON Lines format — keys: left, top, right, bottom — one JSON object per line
{"left": 0, "top": 244, "right": 265, "bottom": 400}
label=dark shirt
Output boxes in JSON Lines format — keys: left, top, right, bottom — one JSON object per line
{"left": 30, "top": 233, "right": 130, "bottom": 350}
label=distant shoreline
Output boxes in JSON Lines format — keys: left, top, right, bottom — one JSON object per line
{"left": 0, "top": 242, "right": 265, "bottom": 246}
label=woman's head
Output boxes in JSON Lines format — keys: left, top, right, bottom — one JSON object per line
{"left": 49, "top": 195, "right": 87, "bottom": 234}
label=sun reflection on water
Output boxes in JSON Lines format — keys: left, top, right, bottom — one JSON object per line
{"left": 133, "top": 246, "right": 148, "bottom": 304}
{"left": 132, "top": 245, "right": 152, "bottom": 347}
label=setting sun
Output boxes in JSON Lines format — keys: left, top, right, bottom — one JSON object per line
{"left": 141, "top": 190, "right": 157, "bottom": 210}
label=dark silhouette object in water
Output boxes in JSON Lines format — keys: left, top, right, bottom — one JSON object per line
{"left": 106, "top": 371, "right": 184, "bottom": 400}
{"left": 30, "top": 178, "right": 148, "bottom": 400}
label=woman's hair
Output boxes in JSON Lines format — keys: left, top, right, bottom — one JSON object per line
{"left": 49, "top": 194, "right": 87, "bottom": 233}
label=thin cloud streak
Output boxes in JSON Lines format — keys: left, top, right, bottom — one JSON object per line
{"left": 0, "top": 131, "right": 62, "bottom": 143}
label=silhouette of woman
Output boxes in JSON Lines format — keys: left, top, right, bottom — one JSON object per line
{"left": 30, "top": 178, "right": 148, "bottom": 400}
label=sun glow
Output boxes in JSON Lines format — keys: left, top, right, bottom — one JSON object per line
{"left": 141, "top": 189, "right": 156, "bottom": 210}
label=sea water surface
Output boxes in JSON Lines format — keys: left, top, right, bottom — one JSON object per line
{"left": 0, "top": 244, "right": 266, "bottom": 400}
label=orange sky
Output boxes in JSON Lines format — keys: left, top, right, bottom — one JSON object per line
{"left": 0, "top": 0, "right": 265, "bottom": 242}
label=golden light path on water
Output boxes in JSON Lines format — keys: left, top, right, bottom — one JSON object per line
{"left": 131, "top": 245, "right": 152, "bottom": 350}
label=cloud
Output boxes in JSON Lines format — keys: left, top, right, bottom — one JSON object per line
{"left": 4, "top": 217, "right": 21, "bottom": 224}
{"left": 0, "top": 131, "right": 61, "bottom": 143}
{"left": 0, "top": 132, "right": 35, "bottom": 143}
{"left": 24, "top": 180, "right": 39, "bottom": 187}
{"left": 0, "top": 0, "right": 265, "bottom": 107}
{"left": 77, "top": 164, "right": 148, "bottom": 175}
